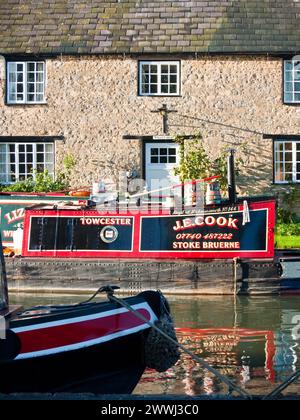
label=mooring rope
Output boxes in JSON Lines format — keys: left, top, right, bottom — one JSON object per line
{"left": 103, "top": 290, "right": 252, "bottom": 400}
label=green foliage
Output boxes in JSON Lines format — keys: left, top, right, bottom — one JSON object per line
{"left": 173, "top": 133, "right": 246, "bottom": 192}
{"left": 276, "top": 185, "right": 298, "bottom": 224}
{"left": 0, "top": 170, "right": 69, "bottom": 193}
{"left": 276, "top": 222, "right": 300, "bottom": 236}
{"left": 63, "top": 153, "right": 77, "bottom": 177}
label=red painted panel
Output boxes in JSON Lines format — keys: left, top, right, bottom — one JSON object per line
{"left": 17, "top": 308, "right": 151, "bottom": 354}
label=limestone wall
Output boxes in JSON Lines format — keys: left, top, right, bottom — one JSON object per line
{"left": 0, "top": 54, "right": 299, "bottom": 202}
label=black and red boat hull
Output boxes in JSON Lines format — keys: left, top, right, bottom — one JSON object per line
{"left": 0, "top": 291, "right": 162, "bottom": 394}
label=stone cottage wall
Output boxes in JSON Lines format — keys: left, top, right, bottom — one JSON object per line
{"left": 0, "top": 54, "right": 300, "bottom": 208}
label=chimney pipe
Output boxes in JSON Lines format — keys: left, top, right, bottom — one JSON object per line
{"left": 227, "top": 149, "right": 237, "bottom": 204}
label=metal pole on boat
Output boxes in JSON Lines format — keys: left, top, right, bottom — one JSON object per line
{"left": 227, "top": 149, "right": 237, "bottom": 204}
{"left": 0, "top": 232, "right": 9, "bottom": 310}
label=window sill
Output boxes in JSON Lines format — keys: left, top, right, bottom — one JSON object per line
{"left": 283, "top": 101, "right": 300, "bottom": 106}
{"left": 138, "top": 94, "right": 182, "bottom": 98}
{"left": 6, "top": 102, "right": 48, "bottom": 106}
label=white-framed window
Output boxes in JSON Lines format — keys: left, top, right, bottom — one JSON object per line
{"left": 150, "top": 146, "right": 178, "bottom": 164}
{"left": 284, "top": 60, "right": 300, "bottom": 104}
{"left": 139, "top": 61, "right": 180, "bottom": 96}
{"left": 0, "top": 143, "right": 54, "bottom": 184}
{"left": 7, "top": 61, "right": 46, "bottom": 104}
{"left": 274, "top": 140, "right": 300, "bottom": 183}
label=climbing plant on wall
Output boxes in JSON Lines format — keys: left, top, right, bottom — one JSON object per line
{"left": 173, "top": 133, "right": 247, "bottom": 192}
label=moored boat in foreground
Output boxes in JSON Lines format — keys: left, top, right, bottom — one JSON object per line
{"left": 0, "top": 286, "right": 179, "bottom": 394}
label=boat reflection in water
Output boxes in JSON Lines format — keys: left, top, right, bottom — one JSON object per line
{"left": 135, "top": 295, "right": 300, "bottom": 397}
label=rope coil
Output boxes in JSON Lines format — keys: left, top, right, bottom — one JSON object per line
{"left": 144, "top": 293, "right": 180, "bottom": 372}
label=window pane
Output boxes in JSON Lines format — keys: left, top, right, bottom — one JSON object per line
{"left": 285, "top": 61, "right": 293, "bottom": 71}
{"left": 285, "top": 143, "right": 292, "bottom": 151}
{"left": 285, "top": 152, "right": 292, "bottom": 161}
{"left": 142, "top": 74, "right": 149, "bottom": 84}
{"left": 284, "top": 92, "right": 293, "bottom": 103}
{"left": 27, "top": 83, "right": 35, "bottom": 93}
{"left": 285, "top": 71, "right": 293, "bottom": 81}
{"left": 294, "top": 93, "right": 300, "bottom": 102}
{"left": 37, "top": 153, "right": 44, "bottom": 163}
{"left": 151, "top": 148, "right": 158, "bottom": 156}
{"left": 36, "top": 82, "right": 44, "bottom": 93}
{"left": 161, "top": 65, "right": 168, "bottom": 74}
{"left": 285, "top": 173, "right": 293, "bottom": 182}
{"left": 27, "top": 164, "right": 33, "bottom": 174}
{"left": 45, "top": 153, "right": 53, "bottom": 163}
{"left": 27, "top": 72, "right": 35, "bottom": 82}
{"left": 170, "top": 75, "right": 177, "bottom": 83}
{"left": 150, "top": 74, "right": 157, "bottom": 84}
{"left": 19, "top": 164, "right": 26, "bottom": 174}
{"left": 295, "top": 82, "right": 300, "bottom": 92}
{"left": 150, "top": 84, "right": 157, "bottom": 94}
{"left": 293, "top": 61, "right": 300, "bottom": 71}
{"left": 141, "top": 84, "right": 148, "bottom": 94}
{"left": 37, "top": 164, "right": 45, "bottom": 172}
{"left": 8, "top": 62, "right": 16, "bottom": 73}
{"left": 160, "top": 149, "right": 168, "bottom": 155}
{"left": 37, "top": 144, "right": 44, "bottom": 152}
{"left": 285, "top": 82, "right": 293, "bottom": 92}
{"left": 142, "top": 65, "right": 149, "bottom": 74}
{"left": 45, "top": 164, "right": 54, "bottom": 173}
{"left": 160, "top": 156, "right": 168, "bottom": 163}
{"left": 161, "top": 84, "right": 169, "bottom": 94}
{"left": 285, "top": 163, "right": 293, "bottom": 172}
{"left": 161, "top": 75, "right": 168, "bottom": 84}
{"left": 27, "top": 62, "right": 35, "bottom": 72}
{"left": 170, "top": 84, "right": 177, "bottom": 94}
{"left": 45, "top": 143, "right": 53, "bottom": 153}
{"left": 169, "top": 156, "right": 176, "bottom": 163}
{"left": 151, "top": 157, "right": 158, "bottom": 163}
{"left": 37, "top": 63, "right": 44, "bottom": 72}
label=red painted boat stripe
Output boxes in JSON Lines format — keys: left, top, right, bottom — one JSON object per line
{"left": 17, "top": 308, "right": 151, "bottom": 354}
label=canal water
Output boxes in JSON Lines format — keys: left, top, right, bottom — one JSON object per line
{"left": 10, "top": 293, "right": 300, "bottom": 397}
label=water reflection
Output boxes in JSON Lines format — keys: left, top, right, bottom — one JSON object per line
{"left": 137, "top": 295, "right": 300, "bottom": 396}
{"left": 9, "top": 293, "right": 300, "bottom": 396}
